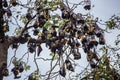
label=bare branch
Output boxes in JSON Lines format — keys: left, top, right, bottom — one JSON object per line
{"left": 47, "top": 57, "right": 60, "bottom": 79}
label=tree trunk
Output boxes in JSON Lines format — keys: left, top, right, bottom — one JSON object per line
{"left": 0, "top": 38, "right": 9, "bottom": 80}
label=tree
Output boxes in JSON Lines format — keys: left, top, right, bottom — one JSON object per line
{"left": 0, "top": 0, "right": 120, "bottom": 80}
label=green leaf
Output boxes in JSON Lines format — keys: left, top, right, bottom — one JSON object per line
{"left": 20, "top": 16, "right": 27, "bottom": 24}
{"left": 99, "top": 46, "right": 106, "bottom": 52}
{"left": 106, "top": 20, "right": 116, "bottom": 29}
{"left": 50, "top": 53, "right": 58, "bottom": 60}
{"left": 48, "top": 1, "right": 54, "bottom": 7}
{"left": 51, "top": 14, "right": 61, "bottom": 19}
{"left": 15, "top": 27, "right": 22, "bottom": 35}
{"left": 12, "top": 57, "right": 18, "bottom": 66}
{"left": 94, "top": 75, "right": 100, "bottom": 80}
{"left": 47, "top": 33, "right": 52, "bottom": 39}
{"left": 48, "top": 1, "right": 60, "bottom": 7}
{"left": 43, "top": 20, "right": 52, "bottom": 29}
{"left": 24, "top": 65, "right": 31, "bottom": 71}
{"left": 43, "top": 0, "right": 47, "bottom": 4}
{"left": 50, "top": 52, "right": 54, "bottom": 56}
{"left": 35, "top": 75, "right": 40, "bottom": 80}
{"left": 58, "top": 19, "right": 68, "bottom": 28}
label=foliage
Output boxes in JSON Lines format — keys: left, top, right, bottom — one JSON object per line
{"left": 106, "top": 15, "right": 120, "bottom": 29}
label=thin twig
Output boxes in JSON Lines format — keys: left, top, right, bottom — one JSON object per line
{"left": 18, "top": 51, "right": 29, "bottom": 62}
{"left": 34, "top": 51, "right": 39, "bottom": 74}
{"left": 47, "top": 56, "right": 60, "bottom": 80}
{"left": 35, "top": 57, "right": 52, "bottom": 61}
{"left": 7, "top": 48, "right": 18, "bottom": 67}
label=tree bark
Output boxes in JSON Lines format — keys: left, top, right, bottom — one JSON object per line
{"left": 0, "top": 37, "right": 9, "bottom": 80}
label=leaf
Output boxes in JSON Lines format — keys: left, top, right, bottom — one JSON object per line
{"left": 48, "top": 1, "right": 55, "bottom": 7}
{"left": 100, "top": 54, "right": 110, "bottom": 68}
{"left": 51, "top": 14, "right": 61, "bottom": 19}
{"left": 106, "top": 20, "right": 116, "bottom": 29}
{"left": 58, "top": 19, "right": 68, "bottom": 27}
{"left": 20, "top": 16, "right": 27, "bottom": 24}
{"left": 44, "top": 0, "right": 47, "bottom": 4}
{"left": 35, "top": 75, "right": 40, "bottom": 80}
{"left": 43, "top": 20, "right": 52, "bottom": 29}
{"left": 12, "top": 57, "right": 18, "bottom": 66}
{"left": 99, "top": 46, "right": 106, "bottom": 52}
{"left": 47, "top": 33, "right": 52, "bottom": 39}
{"left": 24, "top": 65, "right": 31, "bottom": 71}
{"left": 94, "top": 75, "right": 100, "bottom": 80}
{"left": 15, "top": 27, "right": 22, "bottom": 35}
{"left": 48, "top": 1, "right": 60, "bottom": 7}
{"left": 50, "top": 53, "right": 58, "bottom": 60}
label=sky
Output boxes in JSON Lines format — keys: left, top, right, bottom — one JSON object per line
{"left": 4, "top": 0, "right": 120, "bottom": 80}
